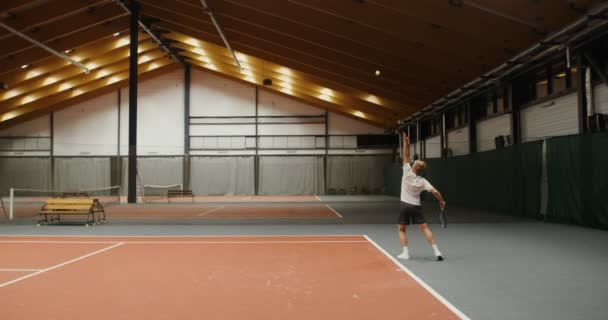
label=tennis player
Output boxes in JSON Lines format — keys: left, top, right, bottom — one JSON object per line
{"left": 398, "top": 132, "right": 446, "bottom": 261}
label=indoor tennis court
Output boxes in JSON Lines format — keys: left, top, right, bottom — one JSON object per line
{"left": 2, "top": 1, "right": 608, "bottom": 320}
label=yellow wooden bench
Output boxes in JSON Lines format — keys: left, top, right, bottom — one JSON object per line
{"left": 38, "top": 198, "right": 106, "bottom": 226}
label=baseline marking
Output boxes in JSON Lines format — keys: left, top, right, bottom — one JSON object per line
{"left": 197, "top": 206, "right": 224, "bottom": 216}
{"left": 363, "top": 235, "right": 470, "bottom": 320}
{"left": 0, "top": 234, "right": 362, "bottom": 238}
{"left": 0, "top": 242, "right": 124, "bottom": 288}
{"left": 0, "top": 269, "right": 42, "bottom": 272}
{"left": 325, "top": 204, "right": 343, "bottom": 218}
{"left": 0, "top": 240, "right": 367, "bottom": 244}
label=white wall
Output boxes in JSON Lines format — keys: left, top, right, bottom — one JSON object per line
{"left": 594, "top": 84, "right": 608, "bottom": 115}
{"left": 258, "top": 90, "right": 325, "bottom": 136}
{"left": 191, "top": 70, "right": 255, "bottom": 117}
{"left": 328, "top": 112, "right": 384, "bottom": 135}
{"left": 2, "top": 68, "right": 393, "bottom": 158}
{"left": 0, "top": 115, "right": 50, "bottom": 137}
{"left": 54, "top": 91, "right": 118, "bottom": 156}
{"left": 521, "top": 92, "right": 579, "bottom": 142}
{"left": 120, "top": 69, "right": 185, "bottom": 155}
{"left": 0, "top": 115, "right": 51, "bottom": 156}
{"left": 477, "top": 114, "right": 511, "bottom": 152}
{"left": 447, "top": 127, "right": 469, "bottom": 156}
{"left": 424, "top": 136, "right": 441, "bottom": 158}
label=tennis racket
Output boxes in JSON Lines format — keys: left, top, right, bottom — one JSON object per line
{"left": 439, "top": 208, "right": 447, "bottom": 228}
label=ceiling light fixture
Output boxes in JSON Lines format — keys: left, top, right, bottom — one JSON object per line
{"left": 375, "top": 69, "right": 381, "bottom": 76}
{"left": 21, "top": 64, "right": 29, "bottom": 69}
{"left": 113, "top": 32, "right": 120, "bottom": 37}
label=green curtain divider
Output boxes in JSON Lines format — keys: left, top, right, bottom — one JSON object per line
{"left": 385, "top": 140, "right": 543, "bottom": 218}
{"left": 546, "top": 133, "right": 608, "bottom": 230}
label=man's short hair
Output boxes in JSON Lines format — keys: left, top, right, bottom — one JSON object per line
{"left": 413, "top": 160, "right": 426, "bottom": 170}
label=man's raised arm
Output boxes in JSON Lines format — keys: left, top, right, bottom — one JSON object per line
{"left": 402, "top": 132, "right": 409, "bottom": 165}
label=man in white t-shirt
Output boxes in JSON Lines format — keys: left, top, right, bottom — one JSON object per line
{"left": 398, "top": 132, "right": 446, "bottom": 261}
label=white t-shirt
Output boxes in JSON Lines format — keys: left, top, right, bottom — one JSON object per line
{"left": 401, "top": 163, "right": 434, "bottom": 205}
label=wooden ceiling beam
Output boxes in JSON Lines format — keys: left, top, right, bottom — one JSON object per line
{"left": 1, "top": 42, "right": 162, "bottom": 104}
{"left": 0, "top": 3, "right": 126, "bottom": 59}
{"left": 0, "top": 0, "right": 41, "bottom": 16}
{"left": 180, "top": 49, "right": 413, "bottom": 117}
{"left": 178, "top": 0, "right": 491, "bottom": 71}
{"left": 0, "top": 0, "right": 111, "bottom": 39}
{"left": 159, "top": 22, "right": 439, "bottom": 105}
{"left": 0, "top": 15, "right": 129, "bottom": 74}
{"left": 0, "top": 62, "right": 179, "bottom": 130}
{"left": 371, "top": 0, "right": 540, "bottom": 49}
{"left": 284, "top": 0, "right": 510, "bottom": 65}
{"left": 192, "top": 64, "right": 397, "bottom": 128}
{"left": 142, "top": 0, "right": 470, "bottom": 85}
{"left": 186, "top": 57, "right": 401, "bottom": 122}
{"left": 0, "top": 34, "right": 152, "bottom": 88}
{"left": 0, "top": 50, "right": 168, "bottom": 113}
{"left": 166, "top": 32, "right": 433, "bottom": 110}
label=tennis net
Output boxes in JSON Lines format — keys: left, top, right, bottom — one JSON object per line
{"left": 142, "top": 184, "right": 183, "bottom": 203}
{"left": 8, "top": 186, "right": 121, "bottom": 220}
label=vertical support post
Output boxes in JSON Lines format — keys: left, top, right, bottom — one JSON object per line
{"left": 9, "top": 188, "right": 14, "bottom": 220}
{"left": 127, "top": 1, "right": 139, "bottom": 204}
{"left": 183, "top": 64, "right": 191, "bottom": 190}
{"left": 440, "top": 113, "right": 446, "bottom": 158}
{"left": 576, "top": 54, "right": 588, "bottom": 133}
{"left": 254, "top": 86, "right": 259, "bottom": 195}
{"left": 468, "top": 103, "right": 478, "bottom": 153}
{"left": 50, "top": 112, "right": 55, "bottom": 190}
{"left": 113, "top": 90, "right": 121, "bottom": 190}
{"left": 324, "top": 110, "right": 328, "bottom": 195}
{"left": 415, "top": 122, "right": 420, "bottom": 160}
{"left": 546, "top": 66, "right": 554, "bottom": 96}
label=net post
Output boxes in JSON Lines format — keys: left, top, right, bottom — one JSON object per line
{"left": 9, "top": 188, "right": 14, "bottom": 220}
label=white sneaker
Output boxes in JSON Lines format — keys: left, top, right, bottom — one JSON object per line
{"left": 397, "top": 252, "right": 410, "bottom": 260}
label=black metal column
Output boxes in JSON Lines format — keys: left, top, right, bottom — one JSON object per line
{"left": 440, "top": 113, "right": 446, "bottom": 158}
{"left": 50, "top": 112, "right": 55, "bottom": 190}
{"left": 468, "top": 103, "right": 477, "bottom": 153}
{"left": 183, "top": 64, "right": 191, "bottom": 190}
{"left": 254, "top": 86, "right": 259, "bottom": 195}
{"left": 127, "top": 1, "right": 139, "bottom": 204}
{"left": 323, "top": 111, "right": 328, "bottom": 194}
{"left": 111, "top": 90, "right": 121, "bottom": 188}
{"left": 576, "top": 54, "right": 588, "bottom": 133}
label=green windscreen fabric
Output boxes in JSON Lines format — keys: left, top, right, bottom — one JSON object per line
{"left": 423, "top": 140, "right": 543, "bottom": 218}
{"left": 384, "top": 163, "right": 402, "bottom": 196}
{"left": 546, "top": 133, "right": 608, "bottom": 230}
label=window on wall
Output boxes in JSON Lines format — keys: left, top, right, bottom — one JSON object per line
{"left": 445, "top": 104, "right": 468, "bottom": 130}
{"left": 551, "top": 63, "right": 568, "bottom": 93}
{"left": 421, "top": 118, "right": 440, "bottom": 138}
{"left": 535, "top": 70, "right": 549, "bottom": 99}
{"left": 569, "top": 68, "right": 579, "bottom": 89}
{"left": 485, "top": 94, "right": 494, "bottom": 117}
{"left": 409, "top": 125, "right": 418, "bottom": 144}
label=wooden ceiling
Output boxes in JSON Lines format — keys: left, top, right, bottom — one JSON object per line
{"left": 0, "top": 0, "right": 603, "bottom": 129}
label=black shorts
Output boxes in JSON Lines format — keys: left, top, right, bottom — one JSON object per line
{"left": 399, "top": 202, "right": 426, "bottom": 225}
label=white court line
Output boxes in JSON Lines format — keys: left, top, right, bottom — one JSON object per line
{"left": 315, "top": 195, "right": 322, "bottom": 201}
{"left": 0, "top": 240, "right": 368, "bottom": 244}
{"left": 241, "top": 197, "right": 251, "bottom": 201}
{"left": 0, "top": 269, "right": 42, "bottom": 272}
{"left": 325, "top": 204, "right": 343, "bottom": 218}
{"left": 0, "top": 242, "right": 124, "bottom": 288}
{"left": 0, "top": 234, "right": 363, "bottom": 238}
{"left": 0, "top": 240, "right": 120, "bottom": 244}
{"left": 197, "top": 206, "right": 224, "bottom": 216}
{"left": 363, "top": 235, "right": 471, "bottom": 320}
